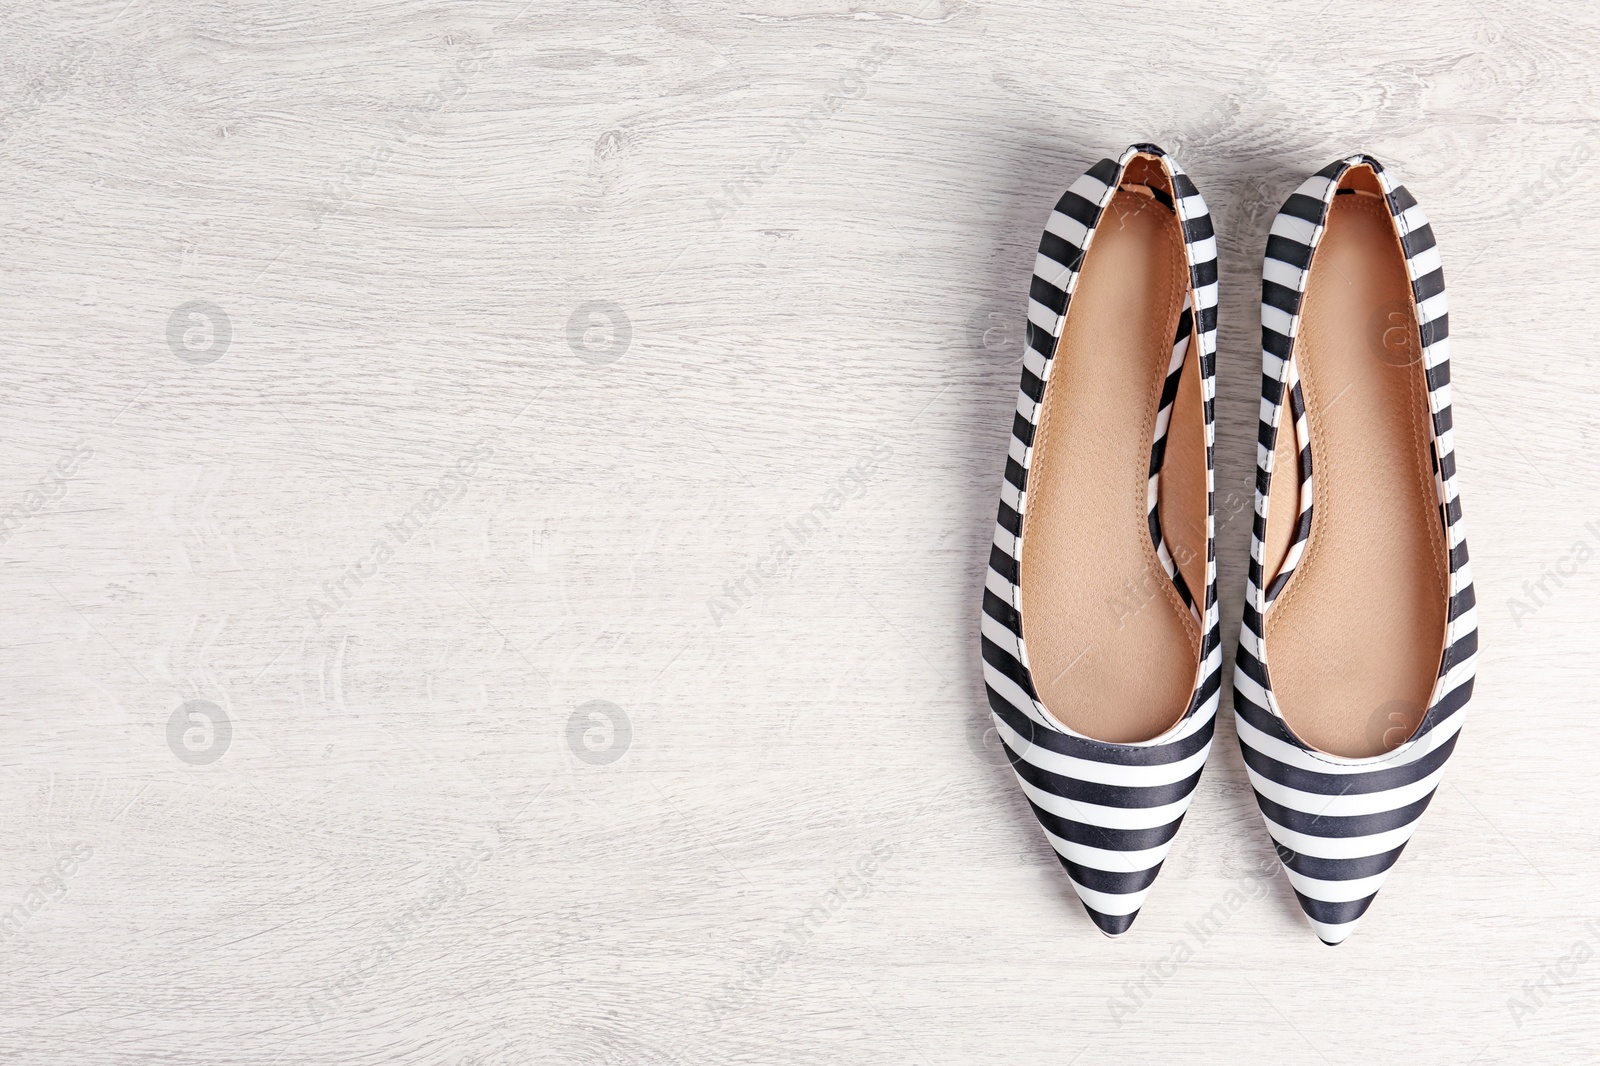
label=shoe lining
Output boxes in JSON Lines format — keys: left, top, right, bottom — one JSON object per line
{"left": 1261, "top": 165, "right": 1449, "bottom": 758}
{"left": 1019, "top": 160, "right": 1203, "bottom": 744}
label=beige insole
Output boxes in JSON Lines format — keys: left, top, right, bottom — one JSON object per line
{"left": 1262, "top": 171, "right": 1449, "bottom": 758}
{"left": 1019, "top": 180, "right": 1203, "bottom": 744}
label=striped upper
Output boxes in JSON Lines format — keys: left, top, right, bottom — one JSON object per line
{"left": 1235, "top": 155, "right": 1478, "bottom": 945}
{"left": 982, "top": 144, "right": 1220, "bottom": 936}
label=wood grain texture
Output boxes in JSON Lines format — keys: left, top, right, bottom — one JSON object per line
{"left": 1, "top": 1, "right": 1597, "bottom": 1062}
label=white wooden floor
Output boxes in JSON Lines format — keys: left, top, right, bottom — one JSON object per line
{"left": 2, "top": 2, "right": 1597, "bottom": 1062}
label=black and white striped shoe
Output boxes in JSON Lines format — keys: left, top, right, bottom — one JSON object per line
{"left": 1235, "top": 155, "right": 1477, "bottom": 945}
{"left": 981, "top": 144, "right": 1221, "bottom": 936}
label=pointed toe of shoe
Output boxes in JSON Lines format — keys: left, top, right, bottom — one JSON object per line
{"left": 1312, "top": 920, "right": 1357, "bottom": 946}
{"left": 1086, "top": 905, "right": 1141, "bottom": 938}
{"left": 1055, "top": 854, "right": 1161, "bottom": 938}
{"left": 1294, "top": 887, "right": 1379, "bottom": 945}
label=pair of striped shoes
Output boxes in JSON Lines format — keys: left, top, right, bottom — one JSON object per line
{"left": 981, "top": 144, "right": 1475, "bottom": 945}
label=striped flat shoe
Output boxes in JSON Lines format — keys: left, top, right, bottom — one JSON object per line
{"left": 981, "top": 144, "right": 1221, "bottom": 936}
{"left": 1235, "top": 155, "right": 1477, "bottom": 945}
